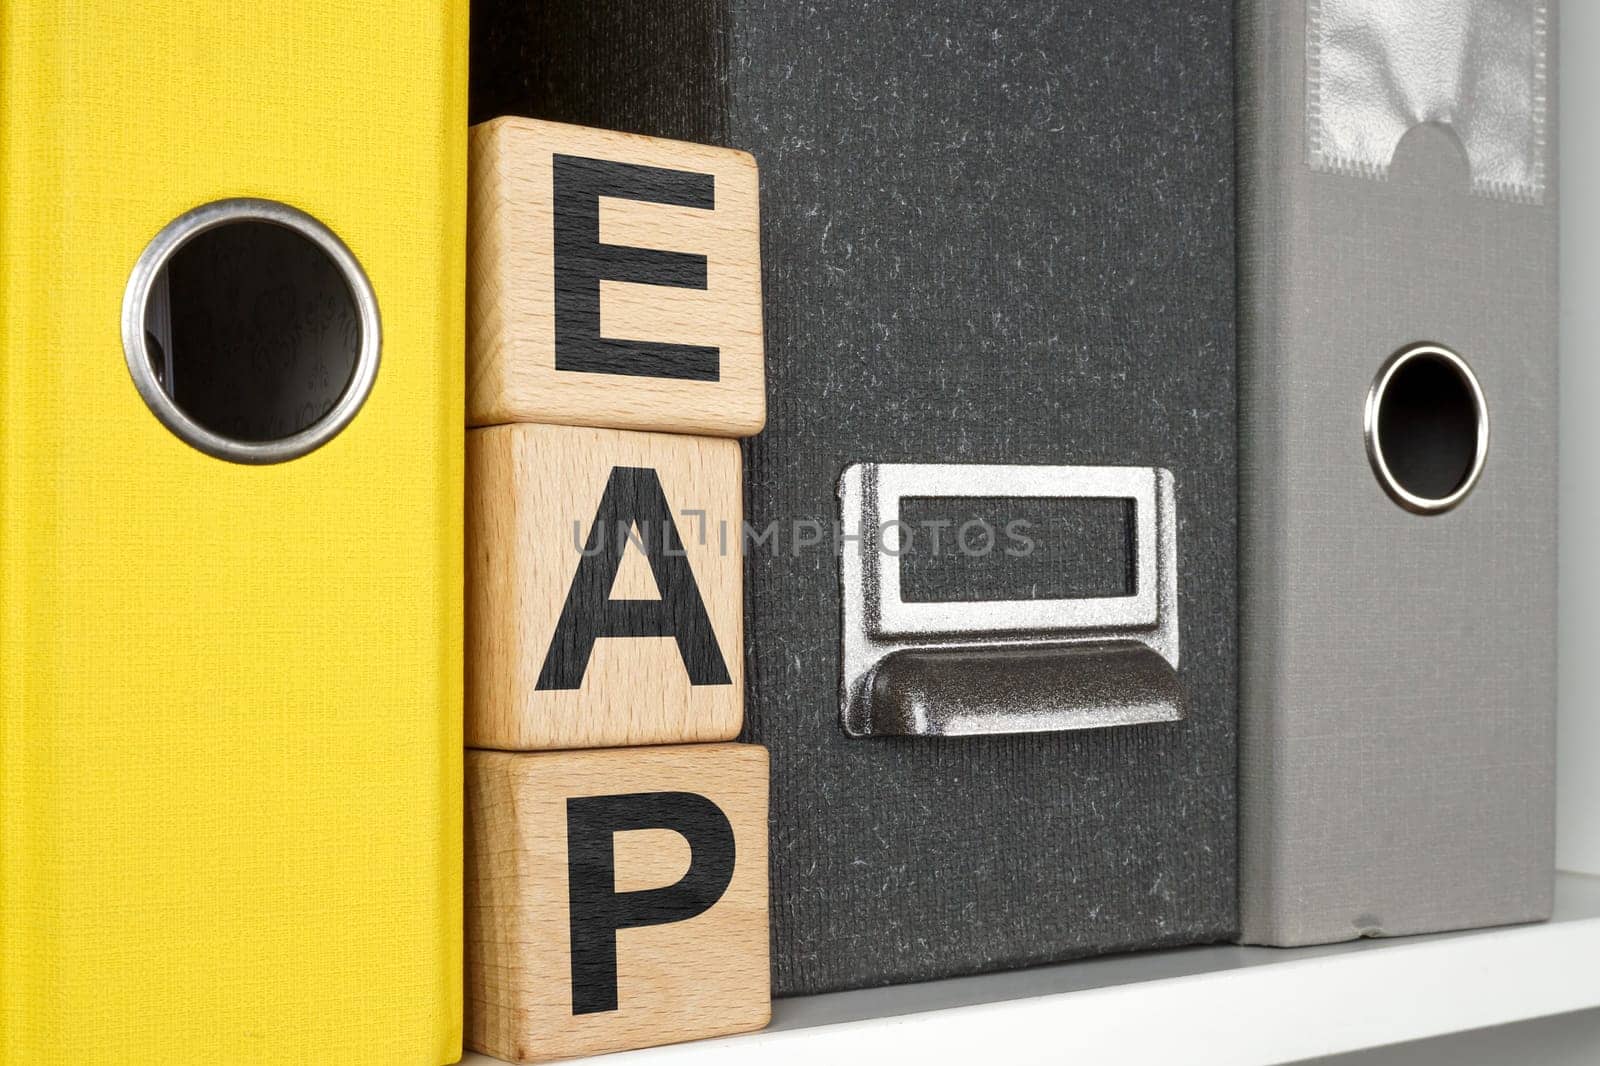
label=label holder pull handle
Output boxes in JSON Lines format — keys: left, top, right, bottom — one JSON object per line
{"left": 838, "top": 462, "right": 1182, "bottom": 738}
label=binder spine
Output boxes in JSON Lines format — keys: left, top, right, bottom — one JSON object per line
{"left": 469, "top": 0, "right": 729, "bottom": 143}
{"left": 473, "top": 0, "right": 1240, "bottom": 993}
{"left": 1235, "top": 0, "right": 1296, "bottom": 948}
{"left": 1236, "top": 0, "right": 1558, "bottom": 946}
{"left": 439, "top": 7, "right": 471, "bottom": 1052}
{"left": 1, "top": 3, "right": 470, "bottom": 1058}
{"left": 0, "top": 13, "right": 56, "bottom": 1052}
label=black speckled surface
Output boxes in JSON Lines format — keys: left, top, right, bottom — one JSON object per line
{"left": 472, "top": 0, "right": 1238, "bottom": 996}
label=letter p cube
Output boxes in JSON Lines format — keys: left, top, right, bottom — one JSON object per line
{"left": 466, "top": 746, "right": 770, "bottom": 1063}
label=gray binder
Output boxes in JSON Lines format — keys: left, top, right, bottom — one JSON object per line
{"left": 473, "top": 0, "right": 1239, "bottom": 993}
{"left": 1237, "top": 0, "right": 1558, "bottom": 945}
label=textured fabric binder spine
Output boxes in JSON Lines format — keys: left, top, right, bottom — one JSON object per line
{"left": 1236, "top": 0, "right": 1557, "bottom": 946}
{"left": 0, "top": 3, "right": 467, "bottom": 1061}
{"left": 0, "top": 15, "right": 62, "bottom": 1056}
{"left": 469, "top": 0, "right": 728, "bottom": 141}
{"left": 1235, "top": 0, "right": 1295, "bottom": 951}
{"left": 474, "top": 0, "right": 1239, "bottom": 995}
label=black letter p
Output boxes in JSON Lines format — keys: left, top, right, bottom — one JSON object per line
{"left": 566, "top": 792, "right": 736, "bottom": 1015}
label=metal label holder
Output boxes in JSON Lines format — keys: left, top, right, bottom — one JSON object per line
{"left": 839, "top": 463, "right": 1182, "bottom": 738}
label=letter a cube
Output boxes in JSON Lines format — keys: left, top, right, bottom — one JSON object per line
{"left": 466, "top": 422, "right": 743, "bottom": 750}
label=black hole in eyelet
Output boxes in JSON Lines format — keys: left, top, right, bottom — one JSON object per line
{"left": 144, "top": 220, "right": 361, "bottom": 444}
{"left": 1373, "top": 351, "right": 1482, "bottom": 503}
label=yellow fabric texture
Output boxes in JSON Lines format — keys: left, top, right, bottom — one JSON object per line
{"left": 0, "top": 3, "right": 466, "bottom": 1063}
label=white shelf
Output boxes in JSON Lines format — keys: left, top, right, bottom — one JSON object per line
{"left": 463, "top": 872, "right": 1600, "bottom": 1066}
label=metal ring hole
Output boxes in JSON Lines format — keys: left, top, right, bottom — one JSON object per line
{"left": 123, "top": 199, "right": 380, "bottom": 464}
{"left": 1365, "top": 344, "right": 1488, "bottom": 515}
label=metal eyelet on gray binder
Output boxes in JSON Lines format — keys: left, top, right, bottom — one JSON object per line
{"left": 1364, "top": 343, "right": 1489, "bottom": 515}
{"left": 121, "top": 197, "right": 382, "bottom": 465}
{"left": 838, "top": 463, "right": 1182, "bottom": 738}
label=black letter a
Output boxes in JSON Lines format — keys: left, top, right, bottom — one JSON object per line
{"left": 537, "top": 466, "right": 732, "bottom": 690}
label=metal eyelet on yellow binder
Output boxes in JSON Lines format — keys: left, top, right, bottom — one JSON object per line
{"left": 838, "top": 462, "right": 1181, "bottom": 738}
{"left": 121, "top": 197, "right": 382, "bottom": 465}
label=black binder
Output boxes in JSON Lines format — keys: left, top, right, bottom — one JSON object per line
{"left": 472, "top": 0, "right": 1239, "bottom": 995}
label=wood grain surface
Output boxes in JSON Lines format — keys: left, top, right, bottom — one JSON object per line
{"left": 465, "top": 744, "right": 771, "bottom": 1063}
{"left": 467, "top": 422, "right": 744, "bottom": 750}
{"left": 468, "top": 116, "right": 764, "bottom": 436}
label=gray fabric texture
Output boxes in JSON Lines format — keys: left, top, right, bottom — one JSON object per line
{"left": 1237, "top": 0, "right": 1558, "bottom": 946}
{"left": 470, "top": 0, "right": 1239, "bottom": 994}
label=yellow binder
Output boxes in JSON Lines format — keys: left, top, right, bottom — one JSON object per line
{"left": 0, "top": 4, "right": 465, "bottom": 1063}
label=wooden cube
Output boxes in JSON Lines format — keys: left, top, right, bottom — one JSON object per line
{"left": 469, "top": 116, "right": 765, "bottom": 437}
{"left": 467, "top": 422, "right": 743, "bottom": 750}
{"left": 466, "top": 744, "right": 770, "bottom": 1063}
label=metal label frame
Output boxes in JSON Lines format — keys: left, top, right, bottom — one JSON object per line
{"left": 839, "top": 462, "right": 1181, "bottom": 738}
{"left": 866, "top": 464, "right": 1159, "bottom": 637}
